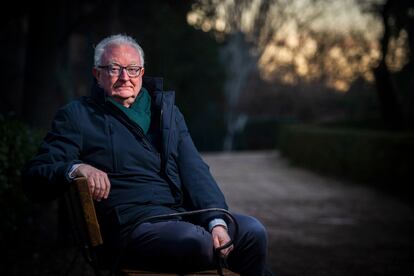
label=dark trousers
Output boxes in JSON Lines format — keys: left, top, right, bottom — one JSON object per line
{"left": 123, "top": 213, "right": 270, "bottom": 276}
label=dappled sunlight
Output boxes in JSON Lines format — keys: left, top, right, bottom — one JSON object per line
{"left": 258, "top": 31, "right": 382, "bottom": 91}
{"left": 386, "top": 30, "right": 409, "bottom": 72}
{"left": 187, "top": 0, "right": 410, "bottom": 92}
{"left": 309, "top": 0, "right": 382, "bottom": 39}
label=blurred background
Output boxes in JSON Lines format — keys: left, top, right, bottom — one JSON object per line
{"left": 1, "top": 0, "right": 413, "bottom": 275}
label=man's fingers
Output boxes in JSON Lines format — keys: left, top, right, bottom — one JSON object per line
{"left": 88, "top": 177, "right": 96, "bottom": 197}
{"left": 88, "top": 175, "right": 102, "bottom": 200}
{"left": 219, "top": 241, "right": 233, "bottom": 257}
{"left": 213, "top": 235, "right": 220, "bottom": 249}
{"left": 104, "top": 176, "right": 111, "bottom": 199}
{"left": 212, "top": 228, "right": 234, "bottom": 258}
{"left": 97, "top": 174, "right": 110, "bottom": 200}
{"left": 93, "top": 177, "right": 101, "bottom": 200}
{"left": 221, "top": 244, "right": 234, "bottom": 257}
{"left": 97, "top": 176, "right": 106, "bottom": 200}
{"left": 79, "top": 165, "right": 110, "bottom": 201}
{"left": 76, "top": 164, "right": 111, "bottom": 201}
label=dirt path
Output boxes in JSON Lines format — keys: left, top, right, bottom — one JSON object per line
{"left": 202, "top": 150, "right": 414, "bottom": 276}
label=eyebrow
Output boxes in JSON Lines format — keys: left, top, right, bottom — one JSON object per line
{"left": 109, "top": 62, "right": 142, "bottom": 67}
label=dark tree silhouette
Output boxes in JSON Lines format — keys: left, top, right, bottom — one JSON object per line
{"left": 371, "top": 0, "right": 414, "bottom": 130}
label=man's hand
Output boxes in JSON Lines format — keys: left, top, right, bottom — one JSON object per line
{"left": 211, "top": 225, "right": 234, "bottom": 258}
{"left": 73, "top": 164, "right": 111, "bottom": 201}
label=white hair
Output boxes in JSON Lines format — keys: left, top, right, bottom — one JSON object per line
{"left": 94, "top": 34, "right": 145, "bottom": 67}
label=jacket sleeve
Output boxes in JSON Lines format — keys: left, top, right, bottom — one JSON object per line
{"left": 175, "top": 107, "right": 229, "bottom": 226}
{"left": 22, "top": 104, "right": 83, "bottom": 202}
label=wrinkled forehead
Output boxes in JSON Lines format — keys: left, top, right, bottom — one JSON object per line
{"left": 101, "top": 44, "right": 142, "bottom": 65}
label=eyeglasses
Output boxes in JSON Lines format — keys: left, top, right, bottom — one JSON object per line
{"left": 98, "top": 64, "right": 143, "bottom": 77}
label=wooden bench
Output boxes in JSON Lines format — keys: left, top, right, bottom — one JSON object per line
{"left": 64, "top": 177, "right": 239, "bottom": 276}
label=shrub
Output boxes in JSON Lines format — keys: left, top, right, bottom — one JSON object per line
{"left": 278, "top": 124, "right": 414, "bottom": 194}
{"left": 0, "top": 115, "right": 42, "bottom": 243}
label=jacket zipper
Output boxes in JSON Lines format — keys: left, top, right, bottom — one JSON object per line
{"left": 109, "top": 122, "right": 118, "bottom": 172}
{"left": 87, "top": 96, "right": 161, "bottom": 164}
{"left": 159, "top": 94, "right": 166, "bottom": 171}
{"left": 102, "top": 100, "right": 158, "bottom": 154}
{"left": 162, "top": 93, "right": 173, "bottom": 166}
{"left": 134, "top": 122, "right": 159, "bottom": 155}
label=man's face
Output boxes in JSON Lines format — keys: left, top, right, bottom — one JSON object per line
{"left": 93, "top": 44, "right": 144, "bottom": 107}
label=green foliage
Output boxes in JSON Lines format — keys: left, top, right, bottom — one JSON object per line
{"left": 278, "top": 124, "right": 414, "bottom": 193}
{"left": 0, "top": 115, "right": 42, "bottom": 241}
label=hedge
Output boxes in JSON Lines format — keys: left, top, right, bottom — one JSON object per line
{"left": 278, "top": 125, "right": 414, "bottom": 192}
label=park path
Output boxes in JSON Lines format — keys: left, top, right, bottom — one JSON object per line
{"left": 202, "top": 150, "right": 414, "bottom": 276}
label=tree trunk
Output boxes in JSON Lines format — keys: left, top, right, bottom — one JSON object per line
{"left": 374, "top": 0, "right": 403, "bottom": 130}
{"left": 221, "top": 32, "right": 257, "bottom": 150}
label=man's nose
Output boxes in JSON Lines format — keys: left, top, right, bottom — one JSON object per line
{"left": 119, "top": 68, "right": 130, "bottom": 80}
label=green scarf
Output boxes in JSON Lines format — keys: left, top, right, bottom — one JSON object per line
{"left": 107, "top": 87, "right": 152, "bottom": 134}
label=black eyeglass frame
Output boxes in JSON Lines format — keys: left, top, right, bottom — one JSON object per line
{"left": 97, "top": 64, "right": 143, "bottom": 77}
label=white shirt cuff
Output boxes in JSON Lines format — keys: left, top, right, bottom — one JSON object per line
{"left": 208, "top": 218, "right": 228, "bottom": 232}
{"left": 68, "top": 164, "right": 82, "bottom": 180}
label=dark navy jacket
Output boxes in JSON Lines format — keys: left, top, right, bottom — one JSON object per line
{"left": 22, "top": 77, "right": 228, "bottom": 241}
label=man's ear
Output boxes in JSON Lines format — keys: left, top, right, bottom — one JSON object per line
{"left": 92, "top": 67, "right": 100, "bottom": 79}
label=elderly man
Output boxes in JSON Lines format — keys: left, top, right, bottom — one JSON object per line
{"left": 22, "top": 34, "right": 272, "bottom": 275}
